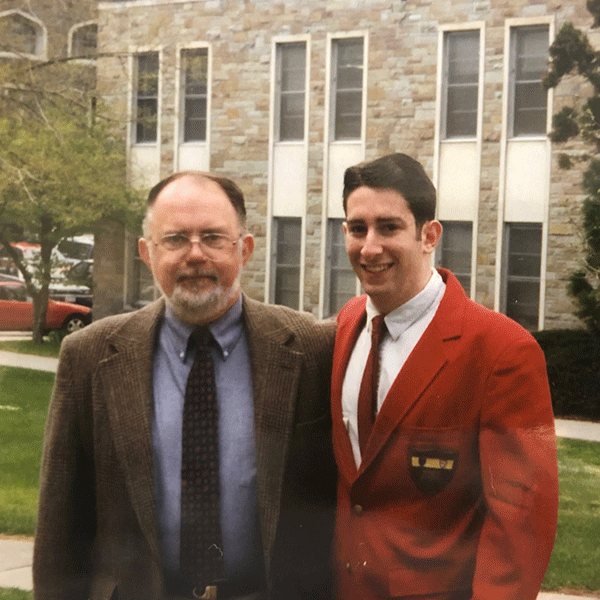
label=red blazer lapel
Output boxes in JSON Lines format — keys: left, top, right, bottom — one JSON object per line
{"left": 354, "top": 270, "right": 467, "bottom": 474}
{"left": 359, "top": 321, "right": 448, "bottom": 470}
{"left": 332, "top": 297, "right": 367, "bottom": 482}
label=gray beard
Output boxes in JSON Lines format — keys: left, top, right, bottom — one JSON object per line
{"left": 160, "top": 276, "right": 241, "bottom": 324}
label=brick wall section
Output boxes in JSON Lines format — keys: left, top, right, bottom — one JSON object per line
{"left": 96, "top": 0, "right": 593, "bottom": 329}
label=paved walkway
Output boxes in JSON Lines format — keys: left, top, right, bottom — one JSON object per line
{"left": 0, "top": 350, "right": 58, "bottom": 373}
{"left": 0, "top": 347, "right": 598, "bottom": 597}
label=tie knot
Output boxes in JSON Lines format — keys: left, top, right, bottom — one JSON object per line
{"left": 189, "top": 326, "right": 212, "bottom": 349}
{"left": 371, "top": 314, "right": 386, "bottom": 338}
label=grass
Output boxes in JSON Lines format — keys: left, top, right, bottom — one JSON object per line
{"left": 0, "top": 356, "right": 599, "bottom": 594}
{"left": 0, "top": 366, "right": 54, "bottom": 536}
{"left": 542, "top": 437, "right": 600, "bottom": 595}
{"left": 0, "top": 339, "right": 62, "bottom": 358}
{"left": 0, "top": 590, "right": 32, "bottom": 600}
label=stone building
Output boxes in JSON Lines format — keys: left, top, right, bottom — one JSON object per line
{"left": 0, "top": 0, "right": 97, "bottom": 67}
{"left": 92, "top": 0, "right": 591, "bottom": 331}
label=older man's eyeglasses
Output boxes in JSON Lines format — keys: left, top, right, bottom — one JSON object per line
{"left": 152, "top": 232, "right": 239, "bottom": 260}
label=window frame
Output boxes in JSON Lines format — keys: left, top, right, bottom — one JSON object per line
{"left": 330, "top": 36, "right": 365, "bottom": 141}
{"left": 441, "top": 30, "right": 480, "bottom": 139}
{"left": 0, "top": 10, "right": 46, "bottom": 60}
{"left": 180, "top": 46, "right": 209, "bottom": 143}
{"left": 508, "top": 24, "right": 550, "bottom": 138}
{"left": 68, "top": 21, "right": 98, "bottom": 61}
{"left": 324, "top": 218, "right": 357, "bottom": 317}
{"left": 270, "top": 217, "right": 302, "bottom": 310}
{"left": 133, "top": 51, "right": 159, "bottom": 145}
{"left": 275, "top": 41, "right": 307, "bottom": 142}
{"left": 501, "top": 222, "right": 543, "bottom": 331}
{"left": 435, "top": 221, "right": 473, "bottom": 296}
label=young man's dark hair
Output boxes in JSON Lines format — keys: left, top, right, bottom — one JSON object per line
{"left": 342, "top": 152, "right": 436, "bottom": 231}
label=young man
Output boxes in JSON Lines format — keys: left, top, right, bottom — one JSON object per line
{"left": 34, "top": 172, "right": 336, "bottom": 600}
{"left": 331, "top": 153, "right": 558, "bottom": 600}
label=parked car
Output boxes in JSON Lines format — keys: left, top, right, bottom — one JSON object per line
{"left": 0, "top": 281, "right": 92, "bottom": 333}
{"left": 48, "top": 282, "right": 93, "bottom": 308}
{"left": 57, "top": 234, "right": 94, "bottom": 262}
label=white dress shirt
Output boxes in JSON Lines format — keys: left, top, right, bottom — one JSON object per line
{"left": 341, "top": 269, "right": 446, "bottom": 467}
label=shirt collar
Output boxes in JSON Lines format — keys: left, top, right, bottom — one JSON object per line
{"left": 365, "top": 269, "right": 445, "bottom": 340}
{"left": 164, "top": 295, "right": 245, "bottom": 361}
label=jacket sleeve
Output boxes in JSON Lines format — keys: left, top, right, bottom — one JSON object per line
{"left": 33, "top": 335, "right": 96, "bottom": 600}
{"left": 472, "top": 333, "right": 558, "bottom": 600}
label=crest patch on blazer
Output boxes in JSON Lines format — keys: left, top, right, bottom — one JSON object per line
{"left": 408, "top": 446, "right": 457, "bottom": 496}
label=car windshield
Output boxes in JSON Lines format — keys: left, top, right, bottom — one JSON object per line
{"left": 1, "top": 285, "right": 27, "bottom": 302}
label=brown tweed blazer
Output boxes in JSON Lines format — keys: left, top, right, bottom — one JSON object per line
{"left": 33, "top": 295, "right": 336, "bottom": 600}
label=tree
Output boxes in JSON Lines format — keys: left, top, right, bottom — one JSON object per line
{"left": 544, "top": 1, "right": 600, "bottom": 333}
{"left": 0, "top": 56, "right": 143, "bottom": 342}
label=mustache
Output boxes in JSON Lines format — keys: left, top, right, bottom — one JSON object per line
{"left": 176, "top": 269, "right": 218, "bottom": 282}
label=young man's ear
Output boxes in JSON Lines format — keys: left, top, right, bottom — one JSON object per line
{"left": 422, "top": 220, "right": 443, "bottom": 254}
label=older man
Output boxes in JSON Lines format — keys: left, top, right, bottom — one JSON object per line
{"left": 34, "top": 172, "right": 336, "bottom": 600}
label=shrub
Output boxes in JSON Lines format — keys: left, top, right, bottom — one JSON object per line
{"left": 533, "top": 329, "right": 600, "bottom": 420}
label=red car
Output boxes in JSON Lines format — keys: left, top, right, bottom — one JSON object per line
{"left": 0, "top": 281, "right": 91, "bottom": 333}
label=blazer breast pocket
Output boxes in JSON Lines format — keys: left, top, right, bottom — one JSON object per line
{"left": 408, "top": 445, "right": 458, "bottom": 496}
{"left": 398, "top": 427, "right": 468, "bottom": 498}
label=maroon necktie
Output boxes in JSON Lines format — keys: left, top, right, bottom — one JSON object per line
{"left": 357, "top": 314, "right": 387, "bottom": 455}
{"left": 180, "top": 327, "right": 224, "bottom": 591}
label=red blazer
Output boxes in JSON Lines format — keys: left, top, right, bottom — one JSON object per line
{"left": 331, "top": 269, "right": 558, "bottom": 600}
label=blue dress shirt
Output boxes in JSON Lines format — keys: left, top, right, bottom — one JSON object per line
{"left": 151, "top": 296, "right": 264, "bottom": 586}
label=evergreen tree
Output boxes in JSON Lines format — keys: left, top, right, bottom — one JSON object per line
{"left": 544, "top": 0, "right": 600, "bottom": 333}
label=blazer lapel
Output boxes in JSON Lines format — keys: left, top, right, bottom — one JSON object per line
{"left": 242, "top": 295, "right": 304, "bottom": 568}
{"left": 331, "top": 300, "right": 367, "bottom": 483}
{"left": 98, "top": 299, "right": 165, "bottom": 559}
{"left": 360, "top": 270, "right": 466, "bottom": 472}
{"left": 359, "top": 322, "right": 448, "bottom": 470}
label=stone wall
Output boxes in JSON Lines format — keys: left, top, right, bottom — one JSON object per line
{"left": 96, "top": 0, "right": 593, "bottom": 329}
{"left": 0, "top": 0, "right": 96, "bottom": 58}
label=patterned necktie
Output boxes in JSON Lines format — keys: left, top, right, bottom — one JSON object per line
{"left": 357, "top": 314, "right": 387, "bottom": 455}
{"left": 180, "top": 326, "right": 224, "bottom": 591}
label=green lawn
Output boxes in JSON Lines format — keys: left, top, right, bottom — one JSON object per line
{"left": 0, "top": 339, "right": 61, "bottom": 358}
{"left": 542, "top": 437, "right": 600, "bottom": 594}
{"left": 0, "top": 589, "right": 32, "bottom": 600}
{"left": 0, "top": 360, "right": 599, "bottom": 594}
{"left": 0, "top": 366, "right": 54, "bottom": 535}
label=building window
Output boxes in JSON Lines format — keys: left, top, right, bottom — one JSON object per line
{"left": 2, "top": 12, "right": 38, "bottom": 56}
{"left": 436, "top": 221, "right": 472, "bottom": 296}
{"left": 325, "top": 218, "right": 356, "bottom": 317}
{"left": 133, "top": 254, "right": 156, "bottom": 305}
{"left": 275, "top": 42, "right": 306, "bottom": 141}
{"left": 502, "top": 223, "right": 542, "bottom": 331}
{"left": 510, "top": 25, "right": 549, "bottom": 137}
{"left": 331, "top": 37, "right": 364, "bottom": 140}
{"left": 181, "top": 47, "right": 208, "bottom": 142}
{"left": 71, "top": 23, "right": 97, "bottom": 58}
{"left": 442, "top": 30, "right": 479, "bottom": 138}
{"left": 271, "top": 217, "right": 301, "bottom": 309}
{"left": 134, "top": 52, "right": 159, "bottom": 144}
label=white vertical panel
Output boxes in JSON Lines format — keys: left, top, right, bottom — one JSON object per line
{"left": 437, "top": 141, "right": 479, "bottom": 221}
{"left": 272, "top": 143, "right": 307, "bottom": 217}
{"left": 177, "top": 145, "right": 210, "bottom": 172}
{"left": 327, "top": 143, "right": 364, "bottom": 219}
{"left": 504, "top": 140, "right": 549, "bottom": 222}
{"left": 130, "top": 145, "right": 160, "bottom": 190}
